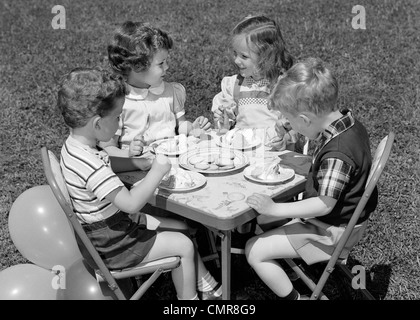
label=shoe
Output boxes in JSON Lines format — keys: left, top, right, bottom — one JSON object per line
{"left": 232, "top": 291, "right": 250, "bottom": 300}
{"left": 285, "top": 268, "right": 300, "bottom": 281}
{"left": 197, "top": 283, "right": 222, "bottom": 300}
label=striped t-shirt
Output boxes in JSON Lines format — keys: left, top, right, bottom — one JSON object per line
{"left": 60, "top": 135, "right": 124, "bottom": 224}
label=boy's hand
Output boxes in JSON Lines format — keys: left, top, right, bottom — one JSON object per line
{"left": 246, "top": 193, "right": 277, "bottom": 216}
{"left": 151, "top": 154, "right": 172, "bottom": 175}
{"left": 129, "top": 134, "right": 146, "bottom": 157}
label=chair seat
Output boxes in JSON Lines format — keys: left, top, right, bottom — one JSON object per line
{"left": 96, "top": 256, "right": 181, "bottom": 281}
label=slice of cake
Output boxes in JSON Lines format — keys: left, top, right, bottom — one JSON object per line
{"left": 161, "top": 168, "right": 195, "bottom": 189}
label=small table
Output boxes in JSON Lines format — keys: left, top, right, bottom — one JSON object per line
{"left": 117, "top": 134, "right": 311, "bottom": 300}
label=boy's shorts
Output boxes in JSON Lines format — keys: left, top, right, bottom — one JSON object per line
{"left": 81, "top": 211, "right": 157, "bottom": 270}
{"left": 284, "top": 218, "right": 368, "bottom": 265}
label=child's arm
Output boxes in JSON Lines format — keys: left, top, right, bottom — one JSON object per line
{"left": 100, "top": 135, "right": 147, "bottom": 158}
{"left": 105, "top": 154, "right": 171, "bottom": 213}
{"left": 268, "top": 120, "right": 297, "bottom": 151}
{"left": 246, "top": 194, "right": 337, "bottom": 220}
{"left": 99, "top": 136, "right": 130, "bottom": 157}
{"left": 109, "top": 156, "right": 153, "bottom": 173}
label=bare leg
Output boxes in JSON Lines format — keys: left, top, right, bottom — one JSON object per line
{"left": 245, "top": 227, "right": 300, "bottom": 297}
{"left": 145, "top": 214, "right": 215, "bottom": 298}
{"left": 143, "top": 231, "right": 197, "bottom": 299}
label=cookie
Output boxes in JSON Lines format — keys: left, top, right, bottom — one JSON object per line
{"left": 208, "top": 164, "right": 219, "bottom": 170}
{"left": 216, "top": 157, "right": 234, "bottom": 167}
{"left": 194, "top": 162, "right": 210, "bottom": 170}
{"left": 189, "top": 155, "right": 204, "bottom": 165}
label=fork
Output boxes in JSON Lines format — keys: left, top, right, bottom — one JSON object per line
{"left": 140, "top": 114, "right": 153, "bottom": 153}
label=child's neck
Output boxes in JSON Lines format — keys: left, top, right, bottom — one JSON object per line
{"left": 70, "top": 128, "right": 97, "bottom": 148}
{"left": 316, "top": 109, "right": 344, "bottom": 132}
{"left": 127, "top": 75, "right": 150, "bottom": 89}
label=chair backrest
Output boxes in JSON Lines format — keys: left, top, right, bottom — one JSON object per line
{"left": 40, "top": 147, "right": 128, "bottom": 300}
{"left": 311, "top": 132, "right": 395, "bottom": 299}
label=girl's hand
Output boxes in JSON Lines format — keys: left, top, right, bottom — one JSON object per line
{"left": 267, "top": 134, "right": 291, "bottom": 151}
{"left": 193, "top": 116, "right": 211, "bottom": 130}
{"left": 129, "top": 134, "right": 146, "bottom": 157}
{"left": 136, "top": 157, "right": 153, "bottom": 171}
{"left": 267, "top": 120, "right": 291, "bottom": 151}
{"left": 214, "top": 107, "right": 231, "bottom": 133}
{"left": 190, "top": 116, "right": 211, "bottom": 137}
{"left": 151, "top": 154, "right": 172, "bottom": 175}
{"left": 246, "top": 193, "right": 277, "bottom": 216}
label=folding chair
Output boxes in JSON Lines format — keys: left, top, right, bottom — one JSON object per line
{"left": 40, "top": 146, "right": 181, "bottom": 300}
{"left": 284, "top": 131, "right": 395, "bottom": 300}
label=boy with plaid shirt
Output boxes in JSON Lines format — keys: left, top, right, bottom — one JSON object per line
{"left": 244, "top": 57, "right": 378, "bottom": 300}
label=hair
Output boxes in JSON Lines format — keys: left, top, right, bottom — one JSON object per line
{"left": 269, "top": 57, "right": 339, "bottom": 116}
{"left": 57, "top": 67, "right": 127, "bottom": 128}
{"left": 108, "top": 21, "right": 173, "bottom": 77}
{"left": 232, "top": 15, "right": 293, "bottom": 84}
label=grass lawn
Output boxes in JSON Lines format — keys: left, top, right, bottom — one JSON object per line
{"left": 1, "top": 0, "right": 419, "bottom": 300}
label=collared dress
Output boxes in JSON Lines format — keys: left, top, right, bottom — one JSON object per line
{"left": 117, "top": 81, "right": 186, "bottom": 149}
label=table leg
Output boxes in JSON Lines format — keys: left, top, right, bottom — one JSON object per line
{"left": 220, "top": 230, "right": 231, "bottom": 300}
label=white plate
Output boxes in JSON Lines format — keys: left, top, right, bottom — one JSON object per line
{"left": 179, "top": 147, "right": 249, "bottom": 174}
{"left": 243, "top": 165, "right": 295, "bottom": 184}
{"left": 158, "top": 170, "right": 207, "bottom": 192}
{"left": 151, "top": 136, "right": 189, "bottom": 156}
{"left": 216, "top": 129, "right": 262, "bottom": 150}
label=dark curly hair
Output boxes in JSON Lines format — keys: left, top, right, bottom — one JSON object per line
{"left": 232, "top": 15, "right": 294, "bottom": 85}
{"left": 108, "top": 21, "right": 173, "bottom": 77}
{"left": 57, "top": 67, "right": 127, "bottom": 128}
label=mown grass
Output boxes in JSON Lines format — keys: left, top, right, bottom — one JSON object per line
{"left": 1, "top": 0, "right": 419, "bottom": 300}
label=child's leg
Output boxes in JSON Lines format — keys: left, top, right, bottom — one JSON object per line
{"left": 245, "top": 227, "right": 300, "bottom": 298}
{"left": 146, "top": 214, "right": 221, "bottom": 299}
{"left": 143, "top": 230, "right": 197, "bottom": 300}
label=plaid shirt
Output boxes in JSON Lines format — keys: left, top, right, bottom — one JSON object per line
{"left": 312, "top": 110, "right": 355, "bottom": 199}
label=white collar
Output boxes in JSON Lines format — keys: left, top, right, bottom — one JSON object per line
{"left": 126, "top": 82, "right": 165, "bottom": 100}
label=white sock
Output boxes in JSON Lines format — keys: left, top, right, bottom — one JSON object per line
{"left": 178, "top": 293, "right": 199, "bottom": 300}
{"left": 197, "top": 272, "right": 222, "bottom": 296}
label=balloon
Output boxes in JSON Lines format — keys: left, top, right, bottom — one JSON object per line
{"left": 8, "top": 185, "right": 83, "bottom": 270}
{"left": 0, "top": 264, "right": 58, "bottom": 300}
{"left": 56, "top": 258, "right": 132, "bottom": 300}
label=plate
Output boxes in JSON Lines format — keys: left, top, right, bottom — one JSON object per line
{"left": 243, "top": 165, "right": 295, "bottom": 184}
{"left": 151, "top": 135, "right": 189, "bottom": 156}
{"left": 159, "top": 170, "right": 207, "bottom": 192}
{"left": 216, "top": 128, "right": 262, "bottom": 150}
{"left": 179, "top": 147, "right": 249, "bottom": 174}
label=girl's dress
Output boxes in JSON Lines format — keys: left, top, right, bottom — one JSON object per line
{"left": 212, "top": 74, "right": 293, "bottom": 141}
{"left": 117, "top": 81, "right": 186, "bottom": 149}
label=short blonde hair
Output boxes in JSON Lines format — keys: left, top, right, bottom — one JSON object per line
{"left": 269, "top": 57, "right": 338, "bottom": 116}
